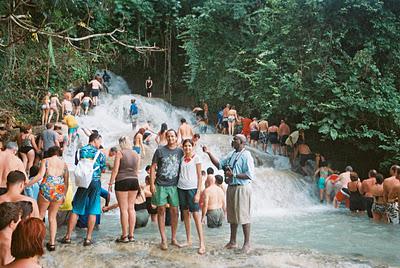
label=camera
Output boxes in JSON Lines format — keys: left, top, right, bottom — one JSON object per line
{"left": 223, "top": 164, "right": 233, "bottom": 184}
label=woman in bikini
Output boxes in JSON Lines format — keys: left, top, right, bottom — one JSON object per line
{"left": 370, "top": 173, "right": 387, "bottom": 223}
{"left": 41, "top": 92, "right": 51, "bottom": 125}
{"left": 133, "top": 128, "right": 146, "bottom": 157}
{"left": 155, "top": 123, "right": 168, "bottom": 146}
{"left": 227, "top": 106, "right": 238, "bottom": 136}
{"left": 18, "top": 125, "right": 39, "bottom": 173}
{"left": 48, "top": 93, "right": 62, "bottom": 123}
{"left": 27, "top": 146, "right": 69, "bottom": 251}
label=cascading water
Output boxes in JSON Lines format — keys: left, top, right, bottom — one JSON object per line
{"left": 42, "top": 72, "right": 399, "bottom": 268}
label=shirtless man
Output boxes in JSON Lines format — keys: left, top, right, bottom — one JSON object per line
{"left": 177, "top": 118, "right": 194, "bottom": 143}
{"left": 278, "top": 119, "right": 290, "bottom": 156}
{"left": 294, "top": 140, "right": 314, "bottom": 175}
{"left": 62, "top": 96, "right": 73, "bottom": 116}
{"left": 72, "top": 92, "right": 84, "bottom": 116}
{"left": 0, "top": 142, "right": 26, "bottom": 195}
{"left": 222, "top": 104, "right": 230, "bottom": 135}
{"left": 258, "top": 119, "right": 269, "bottom": 152}
{"left": 360, "top": 169, "right": 377, "bottom": 218}
{"left": 0, "top": 202, "right": 22, "bottom": 266}
{"left": 383, "top": 165, "right": 400, "bottom": 224}
{"left": 0, "top": 171, "right": 39, "bottom": 218}
{"left": 201, "top": 175, "right": 225, "bottom": 228}
{"left": 249, "top": 118, "right": 259, "bottom": 148}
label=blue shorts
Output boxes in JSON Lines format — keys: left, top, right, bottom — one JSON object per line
{"left": 318, "top": 177, "right": 326, "bottom": 190}
{"left": 68, "top": 127, "right": 78, "bottom": 135}
{"left": 178, "top": 188, "right": 200, "bottom": 212}
{"left": 72, "top": 180, "right": 101, "bottom": 215}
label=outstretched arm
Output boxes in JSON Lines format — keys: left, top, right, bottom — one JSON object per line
{"left": 202, "top": 146, "right": 220, "bottom": 168}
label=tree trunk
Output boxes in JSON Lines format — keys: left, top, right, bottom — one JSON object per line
{"left": 168, "top": 23, "right": 172, "bottom": 101}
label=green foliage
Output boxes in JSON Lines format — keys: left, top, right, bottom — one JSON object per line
{"left": 179, "top": 0, "right": 400, "bottom": 169}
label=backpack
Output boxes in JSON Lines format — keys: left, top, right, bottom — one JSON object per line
{"left": 74, "top": 149, "right": 101, "bottom": 188}
{"left": 130, "top": 103, "right": 138, "bottom": 115}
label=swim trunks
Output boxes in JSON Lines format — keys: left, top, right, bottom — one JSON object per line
{"left": 318, "top": 177, "right": 326, "bottom": 190}
{"left": 82, "top": 101, "right": 90, "bottom": 109}
{"left": 206, "top": 208, "right": 224, "bottom": 228}
{"left": 258, "top": 131, "right": 268, "bottom": 144}
{"left": 114, "top": 179, "right": 139, "bottom": 192}
{"left": 269, "top": 132, "right": 279, "bottom": 144}
{"left": 68, "top": 127, "right": 78, "bottom": 135}
{"left": 72, "top": 98, "right": 80, "bottom": 106}
{"left": 178, "top": 188, "right": 200, "bottom": 212}
{"left": 280, "top": 135, "right": 289, "bottom": 146}
{"left": 40, "top": 175, "right": 65, "bottom": 202}
{"left": 151, "top": 185, "right": 179, "bottom": 207}
{"left": 364, "top": 196, "right": 374, "bottom": 218}
{"left": 371, "top": 202, "right": 386, "bottom": 214}
{"left": 386, "top": 202, "right": 399, "bottom": 224}
{"left": 91, "top": 89, "right": 99, "bottom": 97}
{"left": 250, "top": 131, "right": 259, "bottom": 141}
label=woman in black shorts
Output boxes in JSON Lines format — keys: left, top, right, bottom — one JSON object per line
{"left": 108, "top": 136, "right": 140, "bottom": 243}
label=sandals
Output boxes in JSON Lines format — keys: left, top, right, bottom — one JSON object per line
{"left": 83, "top": 238, "right": 94, "bottom": 247}
{"left": 58, "top": 236, "right": 71, "bottom": 244}
{"left": 128, "top": 235, "right": 135, "bottom": 242}
{"left": 115, "top": 236, "right": 129, "bottom": 243}
{"left": 46, "top": 243, "right": 56, "bottom": 251}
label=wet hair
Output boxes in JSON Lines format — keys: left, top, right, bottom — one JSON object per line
{"left": 47, "top": 146, "right": 62, "bottom": 157}
{"left": 182, "top": 139, "right": 193, "bottom": 147}
{"left": 375, "top": 173, "right": 384, "bottom": 185}
{"left": 118, "top": 136, "right": 132, "bottom": 150}
{"left": 131, "top": 99, "right": 136, "bottom": 103}
{"left": 215, "top": 175, "right": 224, "bottom": 185}
{"left": 6, "top": 142, "right": 18, "bottom": 150}
{"left": 207, "top": 167, "right": 214, "bottom": 175}
{"left": 0, "top": 202, "right": 21, "bottom": 230}
{"left": 54, "top": 125, "right": 62, "bottom": 131}
{"left": 145, "top": 165, "right": 151, "bottom": 172}
{"left": 345, "top": 166, "right": 353, "bottom": 172}
{"left": 181, "top": 118, "right": 186, "bottom": 123}
{"left": 7, "top": 171, "right": 26, "bottom": 186}
{"left": 135, "top": 128, "right": 146, "bottom": 137}
{"left": 201, "top": 170, "right": 206, "bottom": 176}
{"left": 350, "top": 172, "right": 359, "bottom": 182}
{"left": 166, "top": 129, "right": 177, "bottom": 137}
{"left": 11, "top": 218, "right": 46, "bottom": 259}
{"left": 29, "top": 166, "right": 39, "bottom": 178}
{"left": 20, "top": 125, "right": 30, "bottom": 134}
{"left": 368, "top": 169, "right": 377, "bottom": 178}
{"left": 91, "top": 129, "right": 99, "bottom": 134}
{"left": 319, "top": 161, "right": 327, "bottom": 168}
{"left": 89, "top": 133, "right": 102, "bottom": 143}
{"left": 110, "top": 147, "right": 118, "bottom": 153}
{"left": 160, "top": 123, "right": 168, "bottom": 134}
{"left": 45, "top": 123, "right": 53, "bottom": 129}
{"left": 193, "top": 133, "right": 200, "bottom": 139}
{"left": 17, "top": 201, "right": 33, "bottom": 220}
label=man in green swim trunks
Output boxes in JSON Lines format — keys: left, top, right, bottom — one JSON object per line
{"left": 150, "top": 129, "right": 183, "bottom": 250}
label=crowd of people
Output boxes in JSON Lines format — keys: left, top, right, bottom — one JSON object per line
{"left": 1, "top": 82, "right": 399, "bottom": 267}
{"left": 0, "top": 97, "right": 256, "bottom": 266}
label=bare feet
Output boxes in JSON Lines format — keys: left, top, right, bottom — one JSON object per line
{"left": 198, "top": 245, "right": 206, "bottom": 255}
{"left": 179, "top": 241, "right": 192, "bottom": 248}
{"left": 241, "top": 244, "right": 251, "bottom": 254}
{"left": 160, "top": 241, "right": 168, "bottom": 250}
{"left": 224, "top": 242, "right": 237, "bottom": 249}
{"left": 171, "top": 239, "right": 182, "bottom": 248}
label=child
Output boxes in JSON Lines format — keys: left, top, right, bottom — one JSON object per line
{"left": 24, "top": 165, "right": 40, "bottom": 200}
